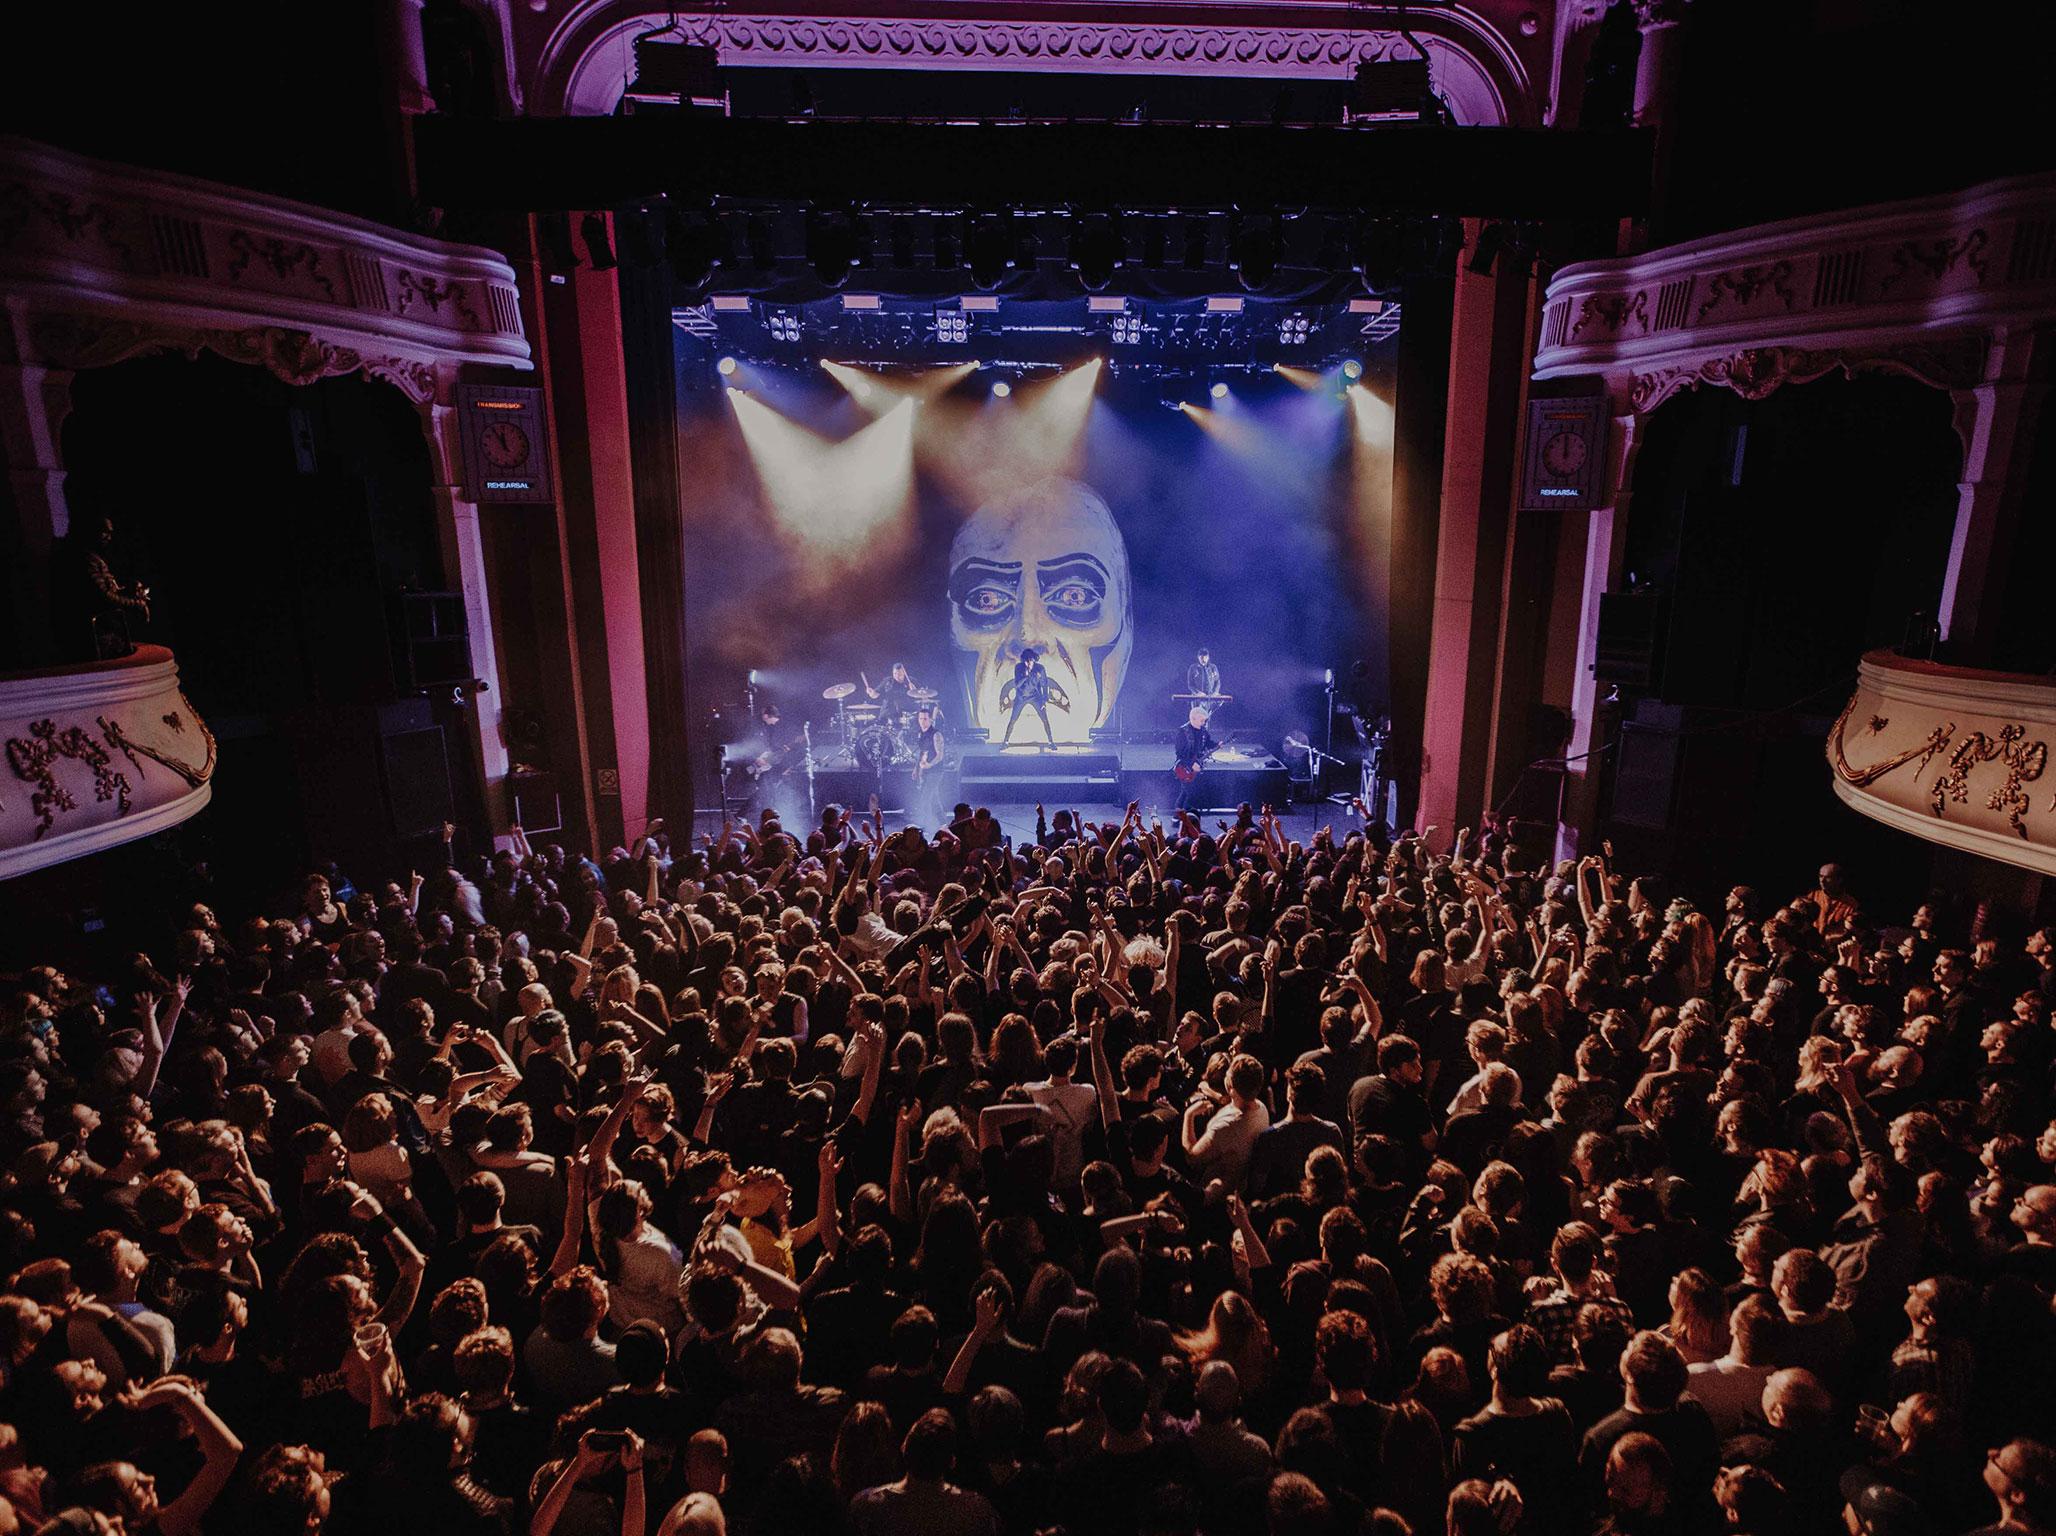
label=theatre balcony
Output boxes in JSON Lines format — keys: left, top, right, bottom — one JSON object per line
{"left": 0, "top": 645, "right": 214, "bottom": 880}
{"left": 1830, "top": 651, "right": 2056, "bottom": 878}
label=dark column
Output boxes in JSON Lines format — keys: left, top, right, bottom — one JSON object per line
{"left": 617, "top": 253, "right": 696, "bottom": 832}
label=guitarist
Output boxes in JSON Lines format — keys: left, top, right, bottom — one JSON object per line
{"left": 911, "top": 706, "right": 945, "bottom": 785}
{"left": 1174, "top": 705, "right": 1218, "bottom": 811}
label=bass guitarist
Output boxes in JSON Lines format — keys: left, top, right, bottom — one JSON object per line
{"left": 1173, "top": 705, "right": 1218, "bottom": 811}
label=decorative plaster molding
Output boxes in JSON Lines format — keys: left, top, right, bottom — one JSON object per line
{"left": 1534, "top": 170, "right": 2056, "bottom": 402}
{"left": 533, "top": 2, "right": 1533, "bottom": 125}
{"left": 0, "top": 136, "right": 530, "bottom": 398}
{"left": 1829, "top": 649, "right": 2056, "bottom": 877}
{"left": 1627, "top": 338, "right": 1988, "bottom": 415}
{"left": 0, "top": 646, "right": 214, "bottom": 880}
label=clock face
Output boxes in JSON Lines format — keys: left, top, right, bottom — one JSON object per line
{"left": 1542, "top": 429, "right": 1588, "bottom": 477}
{"left": 481, "top": 421, "right": 530, "bottom": 469}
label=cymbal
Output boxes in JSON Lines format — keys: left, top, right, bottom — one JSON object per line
{"left": 1171, "top": 692, "right": 1234, "bottom": 701}
{"left": 907, "top": 686, "right": 939, "bottom": 700}
{"left": 822, "top": 682, "right": 857, "bottom": 700}
{"left": 845, "top": 703, "right": 881, "bottom": 717}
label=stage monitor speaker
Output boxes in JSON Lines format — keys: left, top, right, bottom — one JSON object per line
{"left": 381, "top": 724, "right": 455, "bottom": 837}
{"left": 510, "top": 770, "right": 564, "bottom": 835}
{"left": 1612, "top": 720, "right": 1681, "bottom": 831}
{"left": 394, "top": 591, "right": 473, "bottom": 691}
{"left": 1595, "top": 589, "right": 1661, "bottom": 688}
{"left": 504, "top": 706, "right": 547, "bottom": 767}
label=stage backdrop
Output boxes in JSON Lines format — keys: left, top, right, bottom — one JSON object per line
{"left": 674, "top": 358, "right": 1395, "bottom": 756}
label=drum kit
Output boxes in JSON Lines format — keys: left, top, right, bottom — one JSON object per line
{"left": 821, "top": 679, "right": 941, "bottom": 768}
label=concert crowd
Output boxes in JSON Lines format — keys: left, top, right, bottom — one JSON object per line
{"left": 2, "top": 802, "right": 2055, "bottom": 1536}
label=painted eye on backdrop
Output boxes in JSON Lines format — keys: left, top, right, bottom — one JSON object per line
{"left": 1036, "top": 556, "right": 1109, "bottom": 628}
{"left": 1042, "top": 580, "right": 1100, "bottom": 623}
{"left": 950, "top": 561, "right": 1021, "bottom": 631}
{"left": 959, "top": 585, "right": 1015, "bottom": 621}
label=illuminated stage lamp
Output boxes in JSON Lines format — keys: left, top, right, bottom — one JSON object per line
{"left": 717, "top": 356, "right": 739, "bottom": 376}
{"left": 991, "top": 380, "right": 1012, "bottom": 399}
{"left": 1210, "top": 381, "right": 1229, "bottom": 400}
{"left": 1341, "top": 359, "right": 1364, "bottom": 380}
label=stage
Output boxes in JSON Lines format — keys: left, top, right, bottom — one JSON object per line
{"left": 768, "top": 737, "right": 1297, "bottom": 818}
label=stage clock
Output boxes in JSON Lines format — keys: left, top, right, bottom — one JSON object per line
{"left": 458, "top": 385, "right": 554, "bottom": 504}
{"left": 1520, "top": 395, "right": 1606, "bottom": 512}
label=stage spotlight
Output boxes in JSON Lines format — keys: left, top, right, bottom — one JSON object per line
{"left": 1211, "top": 381, "right": 1230, "bottom": 400}
{"left": 717, "top": 356, "right": 738, "bottom": 376}
{"left": 991, "top": 380, "right": 1012, "bottom": 399}
{"left": 967, "top": 218, "right": 1014, "bottom": 290}
{"left": 665, "top": 209, "right": 721, "bottom": 294}
{"left": 805, "top": 209, "right": 861, "bottom": 289}
{"left": 616, "top": 202, "right": 668, "bottom": 268}
{"left": 1231, "top": 214, "right": 1278, "bottom": 291}
{"left": 1355, "top": 216, "right": 1405, "bottom": 295}
{"left": 1341, "top": 359, "right": 1363, "bottom": 380}
{"left": 931, "top": 215, "right": 960, "bottom": 272}
{"left": 1141, "top": 218, "right": 1168, "bottom": 270}
{"left": 1069, "top": 214, "right": 1122, "bottom": 292}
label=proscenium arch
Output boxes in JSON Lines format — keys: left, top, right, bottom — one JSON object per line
{"left": 531, "top": 1, "right": 1532, "bottom": 126}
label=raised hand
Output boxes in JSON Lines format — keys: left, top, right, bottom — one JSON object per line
{"left": 974, "top": 1286, "right": 1006, "bottom": 1333}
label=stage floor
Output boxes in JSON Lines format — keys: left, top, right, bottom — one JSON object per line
{"left": 697, "top": 796, "right": 1355, "bottom": 845}
{"left": 710, "top": 735, "right": 1349, "bottom": 837}
{"left": 795, "top": 738, "right": 1294, "bottom": 814}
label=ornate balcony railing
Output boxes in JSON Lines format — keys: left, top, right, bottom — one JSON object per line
{"left": 1533, "top": 170, "right": 2056, "bottom": 409}
{"left": 1828, "top": 650, "right": 2056, "bottom": 875}
{"left": 0, "top": 646, "right": 215, "bottom": 880}
{"left": 0, "top": 135, "right": 529, "bottom": 400}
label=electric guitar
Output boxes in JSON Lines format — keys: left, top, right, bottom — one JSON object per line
{"left": 1174, "top": 732, "right": 1235, "bottom": 783}
{"left": 745, "top": 735, "right": 803, "bottom": 780}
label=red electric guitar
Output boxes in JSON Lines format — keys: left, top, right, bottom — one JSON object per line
{"left": 1174, "top": 732, "right": 1235, "bottom": 783}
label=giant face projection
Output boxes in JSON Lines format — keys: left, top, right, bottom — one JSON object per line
{"left": 948, "top": 477, "right": 1133, "bottom": 744}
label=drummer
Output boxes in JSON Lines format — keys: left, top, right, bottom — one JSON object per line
{"left": 866, "top": 661, "right": 921, "bottom": 725}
